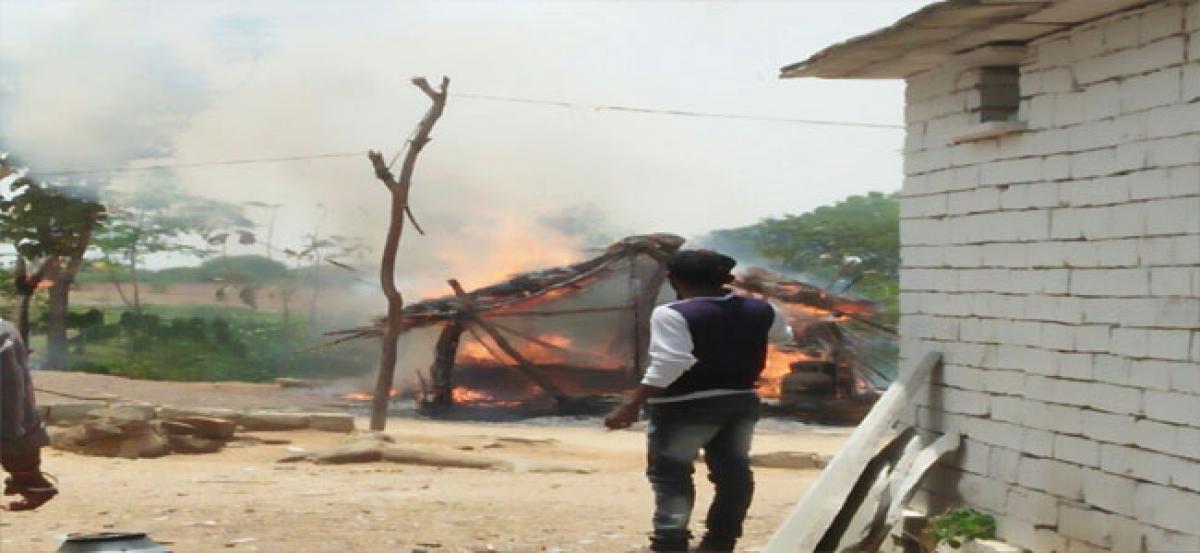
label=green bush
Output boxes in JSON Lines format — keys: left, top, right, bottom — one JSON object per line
{"left": 932, "top": 507, "right": 996, "bottom": 549}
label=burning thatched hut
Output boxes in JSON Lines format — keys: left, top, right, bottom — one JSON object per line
{"left": 332, "top": 234, "right": 895, "bottom": 420}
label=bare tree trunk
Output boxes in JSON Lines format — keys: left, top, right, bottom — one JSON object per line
{"left": 43, "top": 225, "right": 94, "bottom": 369}
{"left": 427, "top": 321, "right": 465, "bottom": 406}
{"left": 368, "top": 76, "right": 450, "bottom": 431}
{"left": 129, "top": 244, "right": 141, "bottom": 313}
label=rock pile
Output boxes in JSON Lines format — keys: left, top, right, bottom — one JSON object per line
{"left": 45, "top": 402, "right": 356, "bottom": 459}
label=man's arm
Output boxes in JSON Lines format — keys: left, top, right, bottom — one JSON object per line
{"left": 604, "top": 306, "right": 695, "bottom": 430}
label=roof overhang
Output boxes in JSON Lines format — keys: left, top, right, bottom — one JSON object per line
{"left": 781, "top": 0, "right": 1156, "bottom": 79}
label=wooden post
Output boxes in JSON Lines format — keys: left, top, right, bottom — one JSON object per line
{"left": 448, "top": 279, "right": 569, "bottom": 403}
{"left": 427, "top": 321, "right": 464, "bottom": 406}
{"left": 368, "top": 76, "right": 450, "bottom": 431}
{"left": 763, "top": 351, "right": 942, "bottom": 553}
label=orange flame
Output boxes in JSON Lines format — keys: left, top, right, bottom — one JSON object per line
{"left": 339, "top": 388, "right": 399, "bottom": 401}
{"left": 757, "top": 345, "right": 824, "bottom": 399}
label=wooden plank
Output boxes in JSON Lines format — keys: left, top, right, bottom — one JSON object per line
{"left": 763, "top": 351, "right": 942, "bottom": 553}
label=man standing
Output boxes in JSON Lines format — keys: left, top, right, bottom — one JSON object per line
{"left": 605, "top": 250, "right": 793, "bottom": 553}
{"left": 1, "top": 318, "right": 57, "bottom": 511}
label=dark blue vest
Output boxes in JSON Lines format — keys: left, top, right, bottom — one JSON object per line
{"left": 660, "top": 296, "right": 776, "bottom": 398}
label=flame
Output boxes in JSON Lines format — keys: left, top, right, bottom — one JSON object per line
{"left": 450, "top": 386, "right": 526, "bottom": 407}
{"left": 413, "top": 215, "right": 585, "bottom": 299}
{"left": 457, "top": 332, "right": 581, "bottom": 365}
{"left": 339, "top": 388, "right": 399, "bottom": 401}
{"left": 757, "top": 345, "right": 824, "bottom": 399}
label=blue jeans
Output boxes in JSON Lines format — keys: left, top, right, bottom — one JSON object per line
{"left": 646, "top": 393, "right": 760, "bottom": 552}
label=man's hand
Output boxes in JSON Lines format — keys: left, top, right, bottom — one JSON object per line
{"left": 604, "top": 402, "right": 640, "bottom": 430}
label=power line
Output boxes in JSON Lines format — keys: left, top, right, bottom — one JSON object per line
{"left": 33, "top": 151, "right": 369, "bottom": 177}
{"left": 22, "top": 92, "right": 902, "bottom": 177}
{"left": 452, "top": 92, "right": 905, "bottom": 129}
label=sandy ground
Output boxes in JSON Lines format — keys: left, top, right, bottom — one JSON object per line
{"left": 5, "top": 373, "right": 851, "bottom": 553}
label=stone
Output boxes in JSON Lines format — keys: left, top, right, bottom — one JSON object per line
{"left": 44, "top": 402, "right": 107, "bottom": 426}
{"left": 157, "top": 420, "right": 200, "bottom": 436}
{"left": 310, "top": 442, "right": 383, "bottom": 465}
{"left": 306, "top": 413, "right": 355, "bottom": 433}
{"left": 750, "top": 451, "right": 831, "bottom": 470}
{"left": 174, "top": 416, "right": 238, "bottom": 440}
{"left": 52, "top": 418, "right": 169, "bottom": 459}
{"left": 380, "top": 446, "right": 513, "bottom": 471}
{"left": 158, "top": 406, "right": 243, "bottom": 424}
{"left": 238, "top": 411, "right": 309, "bottom": 431}
{"left": 167, "top": 434, "right": 225, "bottom": 454}
{"left": 89, "top": 404, "right": 156, "bottom": 423}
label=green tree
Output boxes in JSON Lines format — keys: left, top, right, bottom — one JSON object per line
{"left": 0, "top": 155, "right": 106, "bottom": 366}
{"left": 92, "top": 176, "right": 253, "bottom": 314}
{"left": 711, "top": 191, "right": 899, "bottom": 307}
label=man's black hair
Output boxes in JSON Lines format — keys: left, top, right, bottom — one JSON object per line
{"left": 666, "top": 249, "right": 737, "bottom": 288}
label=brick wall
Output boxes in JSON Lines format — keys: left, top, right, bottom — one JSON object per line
{"left": 899, "top": 1, "right": 1200, "bottom": 551}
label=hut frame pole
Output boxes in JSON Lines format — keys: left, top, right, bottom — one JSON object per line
{"left": 427, "top": 321, "right": 465, "bottom": 406}
{"left": 448, "top": 279, "right": 569, "bottom": 403}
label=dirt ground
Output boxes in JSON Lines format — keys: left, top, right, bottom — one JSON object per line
{"left": 5, "top": 373, "right": 851, "bottom": 553}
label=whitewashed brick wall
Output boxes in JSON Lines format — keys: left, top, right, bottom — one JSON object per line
{"left": 900, "top": 2, "right": 1200, "bottom": 551}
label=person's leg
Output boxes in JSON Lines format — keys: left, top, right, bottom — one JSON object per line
{"left": 646, "top": 403, "right": 721, "bottom": 552}
{"left": 698, "top": 396, "right": 760, "bottom": 552}
{"left": 1, "top": 446, "right": 57, "bottom": 511}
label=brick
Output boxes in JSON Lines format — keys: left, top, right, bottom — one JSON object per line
{"left": 1140, "top": 3, "right": 1185, "bottom": 43}
{"left": 1111, "top": 327, "right": 1149, "bottom": 357}
{"left": 1059, "top": 503, "right": 1111, "bottom": 548}
{"left": 1119, "top": 67, "right": 1182, "bottom": 113}
{"left": 1144, "top": 390, "right": 1200, "bottom": 425}
{"left": 1019, "top": 456, "right": 1084, "bottom": 500}
{"left": 1073, "top": 325, "right": 1111, "bottom": 353}
{"left": 1031, "top": 401, "right": 1085, "bottom": 435}
{"left": 1135, "top": 482, "right": 1200, "bottom": 533}
{"left": 1085, "top": 382, "right": 1142, "bottom": 415}
{"left": 1143, "top": 526, "right": 1200, "bottom": 553}
{"left": 1139, "top": 235, "right": 1200, "bottom": 265}
{"left": 1070, "top": 268, "right": 1149, "bottom": 296}
{"left": 1082, "top": 468, "right": 1136, "bottom": 516}
{"left": 1173, "top": 456, "right": 1200, "bottom": 492}
{"left": 1099, "top": 443, "right": 1174, "bottom": 485}
{"left": 1082, "top": 410, "right": 1136, "bottom": 445}
{"left": 1147, "top": 328, "right": 1193, "bottom": 361}
{"left": 991, "top": 395, "right": 1025, "bottom": 424}
{"left": 1007, "top": 486, "right": 1059, "bottom": 523}
{"left": 985, "top": 369, "right": 1026, "bottom": 395}
{"left": 1128, "top": 359, "right": 1176, "bottom": 390}
{"left": 965, "top": 417, "right": 1025, "bottom": 451}
{"left": 956, "top": 472, "right": 1009, "bottom": 512}
{"left": 1075, "top": 37, "right": 1186, "bottom": 85}
{"left": 1151, "top": 266, "right": 1194, "bottom": 296}
{"left": 1185, "top": 63, "right": 1200, "bottom": 102}
{"left": 1167, "top": 359, "right": 1200, "bottom": 393}
{"left": 989, "top": 446, "right": 1021, "bottom": 484}
{"left": 934, "top": 387, "right": 991, "bottom": 416}
{"left": 1055, "top": 434, "right": 1100, "bottom": 466}
{"left": 1134, "top": 418, "right": 1178, "bottom": 454}
{"left": 959, "top": 438, "right": 992, "bottom": 475}
{"left": 1144, "top": 197, "right": 1200, "bottom": 236}
{"left": 1166, "top": 164, "right": 1200, "bottom": 196}
{"left": 1146, "top": 101, "right": 1200, "bottom": 139}
{"left": 1056, "top": 352, "right": 1092, "bottom": 379}
{"left": 1104, "top": 15, "right": 1141, "bottom": 51}
{"left": 1177, "top": 426, "right": 1200, "bottom": 458}
{"left": 1092, "top": 355, "right": 1131, "bottom": 386}
{"left": 1082, "top": 81, "right": 1121, "bottom": 120}
{"left": 1023, "top": 427, "right": 1056, "bottom": 457}
{"left": 1146, "top": 135, "right": 1200, "bottom": 169}
{"left": 1070, "top": 148, "right": 1117, "bottom": 179}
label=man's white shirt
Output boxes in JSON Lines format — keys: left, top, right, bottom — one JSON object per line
{"left": 640, "top": 295, "right": 794, "bottom": 404}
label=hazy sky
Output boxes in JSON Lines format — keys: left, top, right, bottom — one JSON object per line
{"left": 1, "top": 0, "right": 924, "bottom": 287}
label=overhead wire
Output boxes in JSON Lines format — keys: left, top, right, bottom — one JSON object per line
{"left": 25, "top": 91, "right": 903, "bottom": 177}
